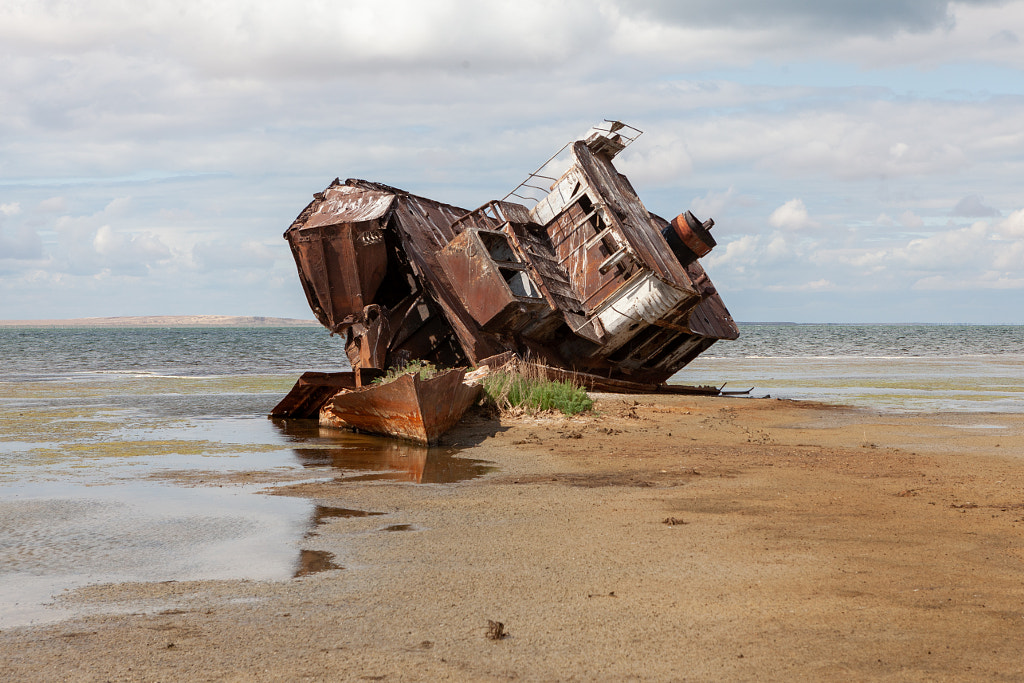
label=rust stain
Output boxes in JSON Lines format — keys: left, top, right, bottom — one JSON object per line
{"left": 315, "top": 368, "right": 480, "bottom": 445}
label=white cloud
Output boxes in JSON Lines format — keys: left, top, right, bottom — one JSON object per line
{"left": 899, "top": 211, "right": 925, "bottom": 229}
{"left": 0, "top": 197, "right": 177, "bottom": 279}
{"left": 700, "top": 231, "right": 801, "bottom": 279}
{"left": 3, "top": 0, "right": 1024, "bottom": 320}
{"left": 617, "top": 0, "right": 1001, "bottom": 37}
{"left": 637, "top": 98, "right": 1017, "bottom": 186}
{"left": 769, "top": 199, "right": 817, "bottom": 231}
{"left": 951, "top": 194, "right": 1000, "bottom": 217}
{"left": 995, "top": 208, "right": 1024, "bottom": 237}
{"left": 702, "top": 234, "right": 762, "bottom": 272}
{"left": 893, "top": 221, "right": 991, "bottom": 270}
{"left": 615, "top": 135, "right": 694, "bottom": 187}
{"left": 913, "top": 272, "right": 1024, "bottom": 290}
{"left": 0, "top": 224, "right": 43, "bottom": 261}
{"left": 37, "top": 196, "right": 68, "bottom": 213}
{"left": 190, "top": 240, "right": 280, "bottom": 271}
{"left": 0, "top": 1, "right": 611, "bottom": 79}
{"left": 763, "top": 278, "right": 836, "bottom": 292}
{"left": 689, "top": 186, "right": 740, "bottom": 219}
{"left": 992, "top": 238, "right": 1024, "bottom": 269}
{"left": 93, "top": 225, "right": 170, "bottom": 263}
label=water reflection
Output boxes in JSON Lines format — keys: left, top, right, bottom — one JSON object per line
{"left": 271, "top": 419, "right": 496, "bottom": 483}
{"left": 272, "top": 422, "right": 495, "bottom": 578}
{"left": 0, "top": 414, "right": 497, "bottom": 625}
{"left": 312, "top": 505, "right": 385, "bottom": 523}
{"left": 294, "top": 549, "right": 342, "bottom": 578}
{"left": 303, "top": 505, "right": 385, "bottom": 540}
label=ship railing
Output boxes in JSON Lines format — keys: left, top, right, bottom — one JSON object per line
{"left": 501, "top": 120, "right": 643, "bottom": 207}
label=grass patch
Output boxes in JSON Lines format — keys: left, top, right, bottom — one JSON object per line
{"left": 480, "top": 360, "right": 593, "bottom": 416}
{"left": 373, "top": 360, "right": 438, "bottom": 384}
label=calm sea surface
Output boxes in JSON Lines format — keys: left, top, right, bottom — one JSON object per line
{"left": 4, "top": 324, "right": 1021, "bottom": 408}
{"left": 0, "top": 326, "right": 351, "bottom": 381}
{"left": 673, "top": 324, "right": 1024, "bottom": 413}
{"left": 1, "top": 324, "right": 1021, "bottom": 627}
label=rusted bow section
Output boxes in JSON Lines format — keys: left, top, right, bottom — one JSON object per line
{"left": 282, "top": 121, "right": 738, "bottom": 395}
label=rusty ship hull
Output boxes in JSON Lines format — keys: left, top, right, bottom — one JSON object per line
{"left": 315, "top": 368, "right": 481, "bottom": 445}
{"left": 280, "top": 122, "right": 738, "bottom": 400}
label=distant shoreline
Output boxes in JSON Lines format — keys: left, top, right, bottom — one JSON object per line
{"left": 0, "top": 315, "right": 321, "bottom": 328}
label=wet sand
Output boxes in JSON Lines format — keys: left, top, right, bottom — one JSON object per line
{"left": 2, "top": 394, "right": 1024, "bottom": 681}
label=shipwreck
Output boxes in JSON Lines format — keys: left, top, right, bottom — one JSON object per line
{"left": 271, "top": 121, "right": 738, "bottom": 442}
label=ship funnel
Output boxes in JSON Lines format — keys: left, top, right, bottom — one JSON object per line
{"left": 661, "top": 211, "right": 717, "bottom": 267}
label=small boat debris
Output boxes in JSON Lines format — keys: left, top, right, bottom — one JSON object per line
{"left": 270, "top": 369, "right": 384, "bottom": 420}
{"left": 317, "top": 368, "right": 480, "bottom": 445}
{"left": 272, "top": 121, "right": 738, "bottom": 441}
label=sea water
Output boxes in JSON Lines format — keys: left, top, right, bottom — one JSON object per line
{"left": 4, "top": 324, "right": 1020, "bottom": 408}
{"left": 0, "top": 326, "right": 494, "bottom": 628}
{"left": 672, "top": 324, "right": 1024, "bottom": 413}
{"left": 1, "top": 324, "right": 1021, "bottom": 627}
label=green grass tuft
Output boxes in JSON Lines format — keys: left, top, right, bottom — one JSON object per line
{"left": 373, "top": 360, "right": 438, "bottom": 384}
{"left": 480, "top": 363, "right": 593, "bottom": 416}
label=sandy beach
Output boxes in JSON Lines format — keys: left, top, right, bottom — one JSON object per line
{"left": 2, "top": 394, "right": 1023, "bottom": 681}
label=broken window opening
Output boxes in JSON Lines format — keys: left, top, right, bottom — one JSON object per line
{"left": 500, "top": 268, "right": 542, "bottom": 298}
{"left": 479, "top": 231, "right": 520, "bottom": 263}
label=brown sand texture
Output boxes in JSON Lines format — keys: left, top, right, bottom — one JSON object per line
{"left": 2, "top": 394, "right": 1023, "bottom": 681}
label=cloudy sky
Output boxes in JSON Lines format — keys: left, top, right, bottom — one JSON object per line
{"left": 2, "top": 0, "right": 1023, "bottom": 323}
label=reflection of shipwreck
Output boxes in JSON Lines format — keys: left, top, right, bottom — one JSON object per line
{"left": 272, "top": 122, "right": 738, "bottom": 440}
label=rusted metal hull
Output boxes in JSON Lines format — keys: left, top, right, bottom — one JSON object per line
{"left": 269, "top": 369, "right": 385, "bottom": 419}
{"left": 282, "top": 122, "right": 737, "bottom": 390}
{"left": 470, "top": 353, "right": 720, "bottom": 395}
{"left": 317, "top": 368, "right": 481, "bottom": 445}
{"left": 273, "top": 122, "right": 739, "bottom": 440}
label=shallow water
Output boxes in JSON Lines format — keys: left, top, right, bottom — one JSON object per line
{"left": 0, "top": 327, "right": 350, "bottom": 382}
{"left": 2, "top": 324, "right": 1022, "bottom": 628}
{"left": 672, "top": 325, "right": 1024, "bottom": 413}
{"left": 0, "top": 371, "right": 492, "bottom": 629}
